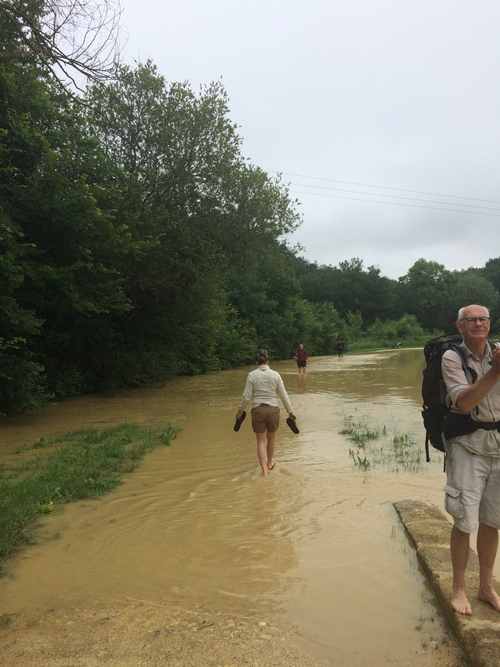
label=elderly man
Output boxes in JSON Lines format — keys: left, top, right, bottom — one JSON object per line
{"left": 442, "top": 304, "right": 500, "bottom": 615}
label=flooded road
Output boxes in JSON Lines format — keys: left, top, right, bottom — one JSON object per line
{"left": 0, "top": 350, "right": 470, "bottom": 665}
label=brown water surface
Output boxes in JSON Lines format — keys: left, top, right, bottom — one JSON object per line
{"left": 0, "top": 350, "right": 470, "bottom": 664}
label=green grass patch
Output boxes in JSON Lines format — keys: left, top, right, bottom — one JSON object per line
{"left": 0, "top": 423, "right": 178, "bottom": 570}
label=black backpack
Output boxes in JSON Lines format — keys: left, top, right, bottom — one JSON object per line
{"left": 421, "top": 334, "right": 468, "bottom": 461}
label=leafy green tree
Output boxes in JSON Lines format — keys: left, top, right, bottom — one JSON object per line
{"left": 367, "top": 315, "right": 425, "bottom": 345}
{"left": 0, "top": 213, "right": 46, "bottom": 412}
{"left": 398, "top": 259, "right": 455, "bottom": 331}
{"left": 85, "top": 62, "right": 302, "bottom": 377}
{"left": 301, "top": 257, "right": 397, "bottom": 323}
{"left": 449, "top": 270, "right": 499, "bottom": 322}
{"left": 484, "top": 258, "right": 500, "bottom": 293}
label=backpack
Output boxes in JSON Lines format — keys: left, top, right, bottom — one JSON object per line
{"left": 421, "top": 334, "right": 469, "bottom": 461}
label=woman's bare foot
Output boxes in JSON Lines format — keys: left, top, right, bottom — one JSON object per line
{"left": 268, "top": 462, "right": 275, "bottom": 471}
{"left": 451, "top": 589, "right": 472, "bottom": 615}
{"left": 478, "top": 587, "right": 500, "bottom": 612}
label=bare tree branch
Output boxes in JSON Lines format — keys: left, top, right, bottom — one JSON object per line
{"left": 1, "top": 0, "right": 122, "bottom": 91}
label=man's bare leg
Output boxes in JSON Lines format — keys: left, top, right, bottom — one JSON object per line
{"left": 451, "top": 526, "right": 472, "bottom": 615}
{"left": 256, "top": 433, "right": 268, "bottom": 477}
{"left": 267, "top": 431, "right": 276, "bottom": 470}
{"left": 477, "top": 523, "right": 500, "bottom": 611}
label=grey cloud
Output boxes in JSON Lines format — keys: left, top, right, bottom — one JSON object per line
{"left": 120, "top": 0, "right": 500, "bottom": 279}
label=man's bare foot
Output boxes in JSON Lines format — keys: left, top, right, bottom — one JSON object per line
{"left": 451, "top": 590, "right": 472, "bottom": 615}
{"left": 478, "top": 588, "right": 500, "bottom": 612}
{"left": 268, "top": 462, "right": 275, "bottom": 471}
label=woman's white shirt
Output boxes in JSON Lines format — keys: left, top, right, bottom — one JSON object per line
{"left": 239, "top": 364, "right": 293, "bottom": 413}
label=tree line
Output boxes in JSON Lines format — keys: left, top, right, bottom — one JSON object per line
{"left": 2, "top": 1, "right": 500, "bottom": 415}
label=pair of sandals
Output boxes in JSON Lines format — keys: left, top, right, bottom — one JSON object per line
{"left": 233, "top": 411, "right": 300, "bottom": 434}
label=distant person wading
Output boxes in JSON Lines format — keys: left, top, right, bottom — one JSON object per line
{"left": 236, "top": 350, "right": 295, "bottom": 477}
{"left": 295, "top": 343, "right": 308, "bottom": 376}
{"left": 335, "top": 336, "right": 346, "bottom": 358}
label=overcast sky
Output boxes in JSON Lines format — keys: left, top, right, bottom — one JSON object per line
{"left": 119, "top": 0, "right": 500, "bottom": 279}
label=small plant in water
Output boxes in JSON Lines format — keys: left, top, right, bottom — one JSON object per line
{"left": 341, "top": 416, "right": 381, "bottom": 447}
{"left": 341, "top": 416, "right": 422, "bottom": 473}
{"left": 349, "top": 448, "right": 370, "bottom": 470}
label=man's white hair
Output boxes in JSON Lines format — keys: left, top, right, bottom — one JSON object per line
{"left": 457, "top": 305, "right": 490, "bottom": 321}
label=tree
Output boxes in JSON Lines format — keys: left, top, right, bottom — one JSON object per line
{"left": 398, "top": 259, "right": 455, "bottom": 331}
{"left": 450, "top": 270, "right": 499, "bottom": 322}
{"left": 300, "top": 257, "right": 397, "bottom": 323}
{"left": 484, "top": 258, "right": 500, "bottom": 292}
{"left": 0, "top": 213, "right": 46, "bottom": 412}
{"left": 1, "top": 0, "right": 120, "bottom": 89}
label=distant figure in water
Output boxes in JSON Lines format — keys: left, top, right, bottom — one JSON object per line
{"left": 235, "top": 349, "right": 295, "bottom": 477}
{"left": 335, "top": 336, "right": 346, "bottom": 358}
{"left": 294, "top": 342, "right": 308, "bottom": 375}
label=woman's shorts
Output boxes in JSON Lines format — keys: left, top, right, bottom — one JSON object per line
{"left": 445, "top": 443, "right": 500, "bottom": 533}
{"left": 251, "top": 405, "right": 280, "bottom": 433}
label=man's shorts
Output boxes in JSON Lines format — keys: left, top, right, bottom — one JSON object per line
{"left": 296, "top": 361, "right": 306, "bottom": 368}
{"left": 445, "top": 443, "right": 500, "bottom": 533}
{"left": 251, "top": 405, "right": 280, "bottom": 433}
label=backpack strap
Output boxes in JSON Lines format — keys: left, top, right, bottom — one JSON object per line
{"left": 451, "top": 343, "right": 475, "bottom": 381}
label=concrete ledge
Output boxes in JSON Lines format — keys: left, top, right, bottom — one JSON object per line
{"left": 394, "top": 500, "right": 500, "bottom": 667}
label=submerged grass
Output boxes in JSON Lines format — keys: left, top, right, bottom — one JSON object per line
{"left": 341, "top": 417, "right": 383, "bottom": 447}
{"left": 341, "top": 416, "right": 421, "bottom": 473}
{"left": 0, "top": 423, "right": 178, "bottom": 570}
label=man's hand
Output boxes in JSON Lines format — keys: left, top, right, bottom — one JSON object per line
{"left": 288, "top": 413, "right": 296, "bottom": 420}
{"left": 236, "top": 409, "right": 244, "bottom": 419}
{"left": 456, "top": 344, "right": 500, "bottom": 412}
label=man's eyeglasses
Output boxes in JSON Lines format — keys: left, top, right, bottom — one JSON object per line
{"left": 461, "top": 316, "right": 490, "bottom": 323}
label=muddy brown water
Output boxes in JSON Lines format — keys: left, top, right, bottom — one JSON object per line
{"left": 0, "top": 349, "right": 479, "bottom": 665}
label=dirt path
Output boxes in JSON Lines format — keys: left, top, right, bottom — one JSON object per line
{"left": 0, "top": 598, "right": 333, "bottom": 667}
{"left": 0, "top": 595, "right": 465, "bottom": 667}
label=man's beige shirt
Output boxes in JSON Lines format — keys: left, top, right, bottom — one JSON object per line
{"left": 442, "top": 342, "right": 500, "bottom": 457}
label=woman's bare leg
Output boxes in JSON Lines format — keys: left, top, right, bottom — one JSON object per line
{"left": 256, "top": 432, "right": 268, "bottom": 476}
{"left": 267, "top": 430, "right": 276, "bottom": 470}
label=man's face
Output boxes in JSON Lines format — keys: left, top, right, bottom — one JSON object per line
{"left": 457, "top": 305, "right": 491, "bottom": 345}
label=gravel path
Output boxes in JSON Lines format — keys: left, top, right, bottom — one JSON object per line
{"left": 0, "top": 598, "right": 330, "bottom": 667}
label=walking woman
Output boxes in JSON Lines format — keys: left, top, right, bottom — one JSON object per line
{"left": 235, "top": 350, "right": 295, "bottom": 477}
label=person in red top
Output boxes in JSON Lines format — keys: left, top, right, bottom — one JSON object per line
{"left": 295, "top": 343, "right": 308, "bottom": 375}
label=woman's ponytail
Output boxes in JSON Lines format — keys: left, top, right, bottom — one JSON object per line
{"left": 257, "top": 349, "right": 269, "bottom": 365}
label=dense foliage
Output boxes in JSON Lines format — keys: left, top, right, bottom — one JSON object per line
{"left": 2, "top": 1, "right": 500, "bottom": 414}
